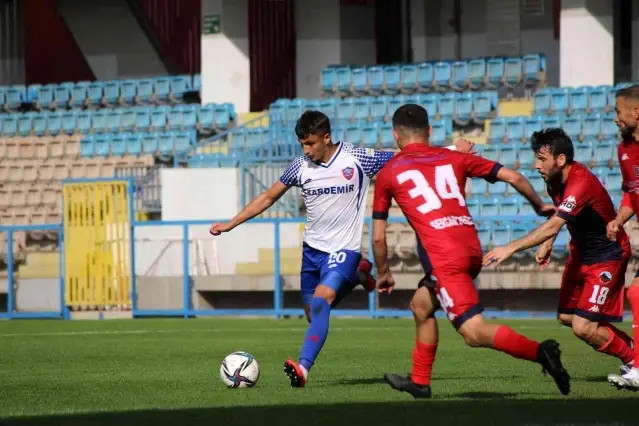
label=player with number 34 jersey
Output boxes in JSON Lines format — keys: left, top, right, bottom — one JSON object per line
{"left": 372, "top": 104, "right": 571, "bottom": 399}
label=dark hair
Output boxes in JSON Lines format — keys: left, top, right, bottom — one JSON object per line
{"left": 530, "top": 128, "right": 574, "bottom": 162}
{"left": 392, "top": 104, "right": 430, "bottom": 134}
{"left": 295, "top": 110, "right": 331, "bottom": 139}
{"left": 616, "top": 85, "right": 639, "bottom": 101}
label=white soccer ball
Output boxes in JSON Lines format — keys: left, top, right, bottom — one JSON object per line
{"left": 220, "top": 351, "right": 260, "bottom": 388}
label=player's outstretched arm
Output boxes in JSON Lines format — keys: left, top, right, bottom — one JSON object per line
{"left": 495, "top": 167, "right": 555, "bottom": 217}
{"left": 483, "top": 215, "right": 565, "bottom": 267}
{"left": 209, "top": 180, "right": 289, "bottom": 235}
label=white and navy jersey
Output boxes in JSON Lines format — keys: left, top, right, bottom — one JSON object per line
{"left": 279, "top": 142, "right": 394, "bottom": 253}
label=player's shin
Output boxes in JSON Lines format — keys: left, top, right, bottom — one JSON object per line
{"left": 298, "top": 296, "right": 331, "bottom": 376}
{"left": 410, "top": 288, "right": 438, "bottom": 386}
{"left": 460, "top": 317, "right": 540, "bottom": 362}
{"left": 626, "top": 284, "right": 639, "bottom": 367}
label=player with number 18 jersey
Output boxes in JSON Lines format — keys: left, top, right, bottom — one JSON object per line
{"left": 373, "top": 143, "right": 501, "bottom": 322}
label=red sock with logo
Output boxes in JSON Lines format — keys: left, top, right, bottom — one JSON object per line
{"left": 492, "top": 325, "right": 540, "bottom": 361}
{"left": 411, "top": 339, "right": 437, "bottom": 386}
{"left": 601, "top": 322, "right": 633, "bottom": 348}
{"left": 596, "top": 326, "right": 634, "bottom": 364}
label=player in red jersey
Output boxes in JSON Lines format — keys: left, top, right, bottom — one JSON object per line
{"left": 483, "top": 129, "right": 634, "bottom": 377}
{"left": 372, "top": 104, "right": 570, "bottom": 398}
{"left": 606, "top": 84, "right": 639, "bottom": 389}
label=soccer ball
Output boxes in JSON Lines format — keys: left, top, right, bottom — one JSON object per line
{"left": 220, "top": 351, "right": 260, "bottom": 388}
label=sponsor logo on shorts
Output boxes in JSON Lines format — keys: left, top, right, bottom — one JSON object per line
{"left": 558, "top": 195, "right": 576, "bottom": 213}
{"left": 599, "top": 270, "right": 613, "bottom": 284}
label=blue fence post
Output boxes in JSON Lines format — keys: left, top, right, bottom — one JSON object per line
{"left": 273, "top": 220, "right": 282, "bottom": 318}
{"left": 7, "top": 229, "right": 14, "bottom": 319}
{"left": 182, "top": 223, "right": 191, "bottom": 318}
{"left": 128, "top": 179, "right": 138, "bottom": 317}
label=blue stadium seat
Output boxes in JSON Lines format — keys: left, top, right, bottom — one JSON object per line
{"left": 504, "top": 57, "right": 522, "bottom": 87}
{"left": 581, "top": 115, "right": 601, "bottom": 139}
{"left": 438, "top": 93, "right": 455, "bottom": 120}
{"left": 553, "top": 228, "right": 570, "bottom": 257}
{"left": 80, "top": 136, "right": 94, "bottom": 157}
{"left": 486, "top": 58, "right": 505, "bottom": 89}
{"left": 151, "top": 107, "right": 168, "bottom": 131}
{"left": 519, "top": 202, "right": 536, "bottom": 217}
{"left": 589, "top": 85, "right": 610, "bottom": 113}
{"left": 368, "top": 66, "right": 384, "bottom": 95}
{"left": 569, "top": 86, "right": 589, "bottom": 116}
{"left": 562, "top": 116, "right": 582, "bottom": 139}
{"left": 119, "top": 108, "right": 136, "bottom": 132}
{"left": 104, "top": 81, "right": 119, "bottom": 105}
{"left": 141, "top": 132, "right": 159, "bottom": 154}
{"left": 137, "top": 79, "right": 154, "bottom": 104}
{"left": 55, "top": 82, "right": 73, "bottom": 107}
{"left": 17, "top": 114, "right": 32, "bottom": 137}
{"left": 168, "top": 106, "right": 183, "bottom": 131}
{"left": 433, "top": 62, "right": 451, "bottom": 90}
{"left": 454, "top": 92, "right": 473, "bottom": 125}
{"left": 490, "top": 180, "right": 508, "bottom": 196}
{"left": 467, "top": 197, "right": 480, "bottom": 217}
{"left": 368, "top": 96, "right": 387, "bottom": 122}
{"left": 384, "top": 65, "right": 401, "bottom": 94}
{"left": 607, "top": 170, "right": 622, "bottom": 191}
{"left": 387, "top": 97, "right": 404, "bottom": 118}
{"left": 5, "top": 85, "right": 25, "bottom": 109}
{"left": 477, "top": 223, "right": 492, "bottom": 250}
{"left": 193, "top": 74, "right": 201, "bottom": 92}
{"left": 183, "top": 104, "right": 199, "bottom": 129}
{"left": 601, "top": 115, "right": 619, "bottom": 139}
{"left": 470, "top": 176, "right": 488, "bottom": 195}
{"left": 550, "top": 88, "right": 569, "bottom": 115}
{"left": 511, "top": 222, "right": 533, "bottom": 259}
{"left": 105, "top": 110, "right": 121, "bottom": 133}
{"left": 94, "top": 134, "right": 111, "bottom": 156}
{"left": 524, "top": 116, "right": 543, "bottom": 138}
{"left": 110, "top": 134, "right": 127, "bottom": 156}
{"left": 351, "top": 67, "right": 368, "bottom": 95}
{"left": 420, "top": 93, "right": 438, "bottom": 118}
{"left": 473, "top": 91, "right": 493, "bottom": 124}
{"left": 170, "top": 75, "right": 191, "bottom": 100}
{"left": 451, "top": 61, "right": 468, "bottom": 90}
{"left": 346, "top": 124, "right": 362, "bottom": 146}
{"left": 135, "top": 108, "right": 152, "bottom": 132}
{"left": 533, "top": 89, "right": 551, "bottom": 115}
{"left": 336, "top": 67, "right": 352, "bottom": 95}
{"left": 47, "top": 112, "right": 62, "bottom": 136}
{"left": 417, "top": 62, "right": 433, "bottom": 91}
{"left": 70, "top": 81, "right": 90, "bottom": 109}
{"left": 506, "top": 117, "right": 525, "bottom": 142}
{"left": 126, "top": 133, "right": 142, "bottom": 156}
{"left": 518, "top": 144, "right": 534, "bottom": 169}
{"left": 541, "top": 116, "right": 561, "bottom": 128}
{"left": 33, "top": 113, "right": 47, "bottom": 136}
{"left": 522, "top": 54, "right": 543, "bottom": 84}
{"left": 321, "top": 67, "right": 336, "bottom": 94}
{"left": 468, "top": 58, "right": 486, "bottom": 90}
{"left": 499, "top": 195, "right": 520, "bottom": 216}
{"left": 37, "top": 84, "right": 55, "bottom": 109}
{"left": 430, "top": 120, "right": 447, "bottom": 145}
{"left": 593, "top": 140, "right": 614, "bottom": 166}
{"left": 574, "top": 141, "right": 593, "bottom": 163}
{"left": 318, "top": 98, "right": 337, "bottom": 118}
{"left": 362, "top": 122, "right": 379, "bottom": 148}
{"left": 338, "top": 97, "right": 355, "bottom": 121}
{"left": 592, "top": 166, "right": 608, "bottom": 184}
{"left": 154, "top": 77, "right": 171, "bottom": 102}
{"left": 493, "top": 225, "right": 512, "bottom": 246}
{"left": 0, "top": 88, "right": 5, "bottom": 107}
{"left": 120, "top": 80, "right": 137, "bottom": 105}
{"left": 87, "top": 82, "right": 104, "bottom": 107}
{"left": 158, "top": 132, "right": 174, "bottom": 155}
{"left": 400, "top": 64, "right": 418, "bottom": 93}
{"left": 480, "top": 197, "right": 499, "bottom": 216}
{"left": 500, "top": 144, "right": 517, "bottom": 167}
{"left": 26, "top": 84, "right": 39, "bottom": 103}
{"left": 61, "top": 111, "right": 77, "bottom": 135}
{"left": 523, "top": 170, "right": 545, "bottom": 193}
{"left": 175, "top": 131, "right": 193, "bottom": 153}
{"left": 354, "top": 96, "right": 372, "bottom": 121}
{"left": 489, "top": 117, "right": 507, "bottom": 142}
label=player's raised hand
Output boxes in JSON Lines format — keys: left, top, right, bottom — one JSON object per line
{"left": 535, "top": 203, "right": 557, "bottom": 218}
{"left": 606, "top": 219, "right": 622, "bottom": 242}
{"left": 454, "top": 138, "right": 477, "bottom": 155}
{"left": 482, "top": 245, "right": 515, "bottom": 267}
{"left": 377, "top": 272, "right": 396, "bottom": 295}
{"left": 209, "top": 222, "right": 234, "bottom": 236}
{"left": 535, "top": 242, "right": 552, "bottom": 270}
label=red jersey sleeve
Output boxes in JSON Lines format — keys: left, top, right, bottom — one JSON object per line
{"left": 556, "top": 176, "right": 592, "bottom": 223}
{"left": 621, "top": 192, "right": 632, "bottom": 209}
{"left": 461, "top": 152, "right": 503, "bottom": 183}
{"left": 372, "top": 167, "right": 393, "bottom": 220}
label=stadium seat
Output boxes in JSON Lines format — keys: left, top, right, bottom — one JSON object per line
{"left": 351, "top": 67, "right": 368, "bottom": 95}
{"left": 486, "top": 58, "right": 504, "bottom": 89}
{"left": 451, "top": 61, "right": 468, "bottom": 91}
{"left": 400, "top": 64, "right": 418, "bottom": 94}
{"left": 506, "top": 117, "right": 525, "bottom": 142}
{"left": 433, "top": 62, "right": 451, "bottom": 91}
{"left": 499, "top": 145, "right": 517, "bottom": 167}
{"left": 568, "top": 87, "right": 589, "bottom": 116}
{"left": 499, "top": 195, "right": 520, "bottom": 216}
{"left": 384, "top": 65, "right": 401, "bottom": 94}
{"left": 574, "top": 141, "right": 593, "bottom": 164}
{"left": 368, "top": 66, "right": 384, "bottom": 95}
{"left": 492, "top": 225, "right": 512, "bottom": 246}
{"left": 582, "top": 115, "right": 601, "bottom": 139}
{"left": 321, "top": 67, "right": 337, "bottom": 94}
{"left": 467, "top": 197, "right": 480, "bottom": 217}
{"left": 533, "top": 89, "right": 551, "bottom": 115}
{"left": 550, "top": 88, "right": 569, "bottom": 115}
{"left": 522, "top": 54, "right": 544, "bottom": 85}
{"left": 438, "top": 93, "right": 455, "bottom": 120}
{"left": 601, "top": 115, "right": 619, "bottom": 139}
{"left": 504, "top": 57, "right": 523, "bottom": 87}
{"left": 477, "top": 223, "right": 492, "bottom": 250}
{"left": 562, "top": 116, "right": 582, "bottom": 139}
{"left": 417, "top": 62, "right": 434, "bottom": 91}
{"left": 589, "top": 85, "right": 610, "bottom": 113}
{"left": 468, "top": 58, "right": 486, "bottom": 90}
{"left": 524, "top": 116, "right": 543, "bottom": 138}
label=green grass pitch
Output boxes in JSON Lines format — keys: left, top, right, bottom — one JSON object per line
{"left": 1, "top": 318, "right": 638, "bottom": 426}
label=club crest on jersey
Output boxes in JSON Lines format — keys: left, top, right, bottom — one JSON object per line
{"left": 342, "top": 167, "right": 354, "bottom": 180}
{"left": 558, "top": 195, "right": 576, "bottom": 213}
{"left": 599, "top": 271, "right": 612, "bottom": 284}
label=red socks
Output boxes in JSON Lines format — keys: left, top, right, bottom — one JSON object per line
{"left": 628, "top": 285, "right": 639, "bottom": 366}
{"left": 492, "top": 325, "right": 540, "bottom": 362}
{"left": 602, "top": 322, "right": 633, "bottom": 348}
{"left": 412, "top": 339, "right": 437, "bottom": 386}
{"left": 596, "top": 326, "right": 634, "bottom": 364}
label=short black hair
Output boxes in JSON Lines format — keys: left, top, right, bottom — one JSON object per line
{"left": 530, "top": 128, "right": 574, "bottom": 162}
{"left": 295, "top": 110, "right": 331, "bottom": 139}
{"left": 616, "top": 85, "right": 639, "bottom": 102}
{"left": 392, "top": 104, "right": 429, "bottom": 134}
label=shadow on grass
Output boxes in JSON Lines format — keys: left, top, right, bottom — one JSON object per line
{"left": 2, "top": 398, "right": 639, "bottom": 426}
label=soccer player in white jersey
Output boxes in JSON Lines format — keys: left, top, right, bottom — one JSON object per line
{"left": 210, "top": 110, "right": 392, "bottom": 387}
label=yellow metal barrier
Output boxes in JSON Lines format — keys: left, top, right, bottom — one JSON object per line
{"left": 63, "top": 180, "right": 132, "bottom": 311}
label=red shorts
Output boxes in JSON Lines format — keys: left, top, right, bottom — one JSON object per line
{"left": 427, "top": 256, "right": 483, "bottom": 329}
{"left": 558, "top": 256, "right": 628, "bottom": 323}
